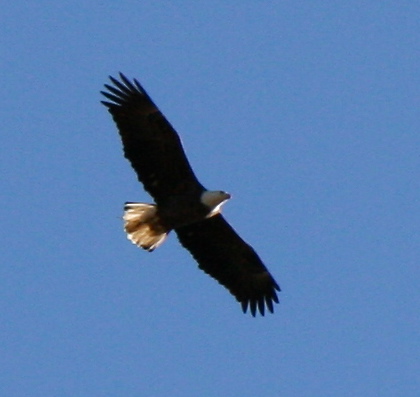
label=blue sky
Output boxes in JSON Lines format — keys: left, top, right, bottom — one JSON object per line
{"left": 2, "top": 2, "right": 419, "bottom": 396}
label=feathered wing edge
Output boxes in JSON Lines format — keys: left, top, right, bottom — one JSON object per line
{"left": 175, "top": 215, "right": 280, "bottom": 316}
{"left": 101, "top": 73, "right": 155, "bottom": 109}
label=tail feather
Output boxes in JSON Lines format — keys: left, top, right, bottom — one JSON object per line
{"left": 123, "top": 203, "right": 168, "bottom": 251}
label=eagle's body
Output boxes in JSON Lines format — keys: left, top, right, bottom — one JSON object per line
{"left": 123, "top": 190, "right": 230, "bottom": 251}
{"left": 101, "top": 73, "right": 280, "bottom": 316}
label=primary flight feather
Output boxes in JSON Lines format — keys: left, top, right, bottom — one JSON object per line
{"left": 101, "top": 73, "right": 280, "bottom": 316}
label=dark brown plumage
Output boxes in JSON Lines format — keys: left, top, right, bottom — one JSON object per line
{"left": 101, "top": 73, "right": 280, "bottom": 316}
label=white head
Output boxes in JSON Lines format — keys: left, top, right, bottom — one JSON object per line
{"left": 200, "top": 190, "right": 231, "bottom": 216}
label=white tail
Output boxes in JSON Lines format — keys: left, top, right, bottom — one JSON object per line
{"left": 123, "top": 203, "right": 168, "bottom": 251}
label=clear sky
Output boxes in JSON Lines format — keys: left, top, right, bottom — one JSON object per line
{"left": 2, "top": 2, "right": 419, "bottom": 396}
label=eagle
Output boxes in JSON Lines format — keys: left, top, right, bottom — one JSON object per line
{"left": 101, "top": 73, "right": 280, "bottom": 316}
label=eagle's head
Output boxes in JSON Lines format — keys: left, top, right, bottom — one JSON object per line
{"left": 201, "top": 190, "right": 231, "bottom": 216}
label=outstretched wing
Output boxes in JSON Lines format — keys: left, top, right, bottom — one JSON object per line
{"left": 101, "top": 73, "right": 204, "bottom": 203}
{"left": 176, "top": 214, "right": 280, "bottom": 316}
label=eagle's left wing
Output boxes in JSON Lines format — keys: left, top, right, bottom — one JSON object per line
{"left": 175, "top": 214, "right": 280, "bottom": 316}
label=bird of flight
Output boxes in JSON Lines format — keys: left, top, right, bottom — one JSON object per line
{"left": 101, "top": 73, "right": 280, "bottom": 316}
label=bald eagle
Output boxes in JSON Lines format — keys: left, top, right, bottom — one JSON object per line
{"left": 101, "top": 73, "right": 280, "bottom": 316}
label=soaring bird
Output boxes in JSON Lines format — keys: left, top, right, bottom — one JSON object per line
{"left": 101, "top": 73, "right": 280, "bottom": 316}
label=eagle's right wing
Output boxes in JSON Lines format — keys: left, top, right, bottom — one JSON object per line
{"left": 101, "top": 74, "right": 204, "bottom": 203}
